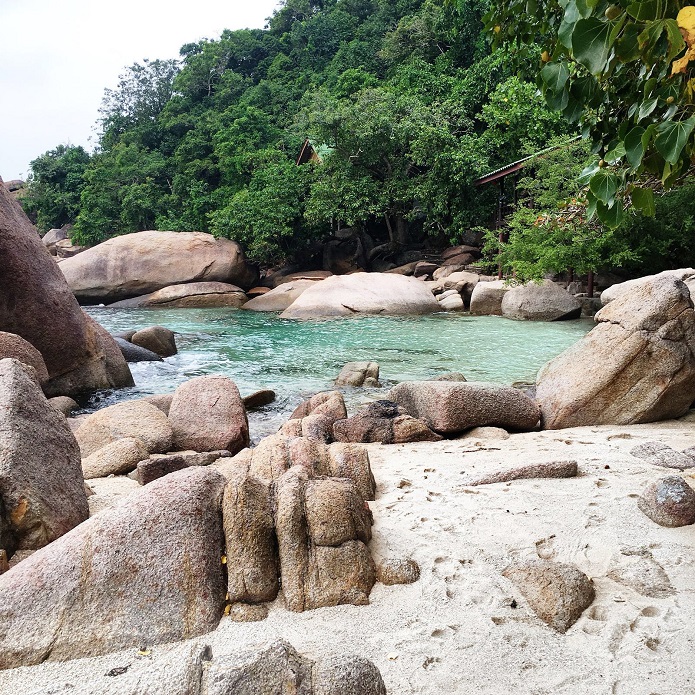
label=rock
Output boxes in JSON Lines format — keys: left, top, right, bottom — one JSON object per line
{"left": 301, "top": 413, "right": 336, "bottom": 443}
{"left": 414, "top": 261, "right": 438, "bottom": 278}
{"left": 389, "top": 380, "right": 540, "bottom": 434}
{"left": 333, "top": 400, "right": 442, "bottom": 445}
{"left": 243, "top": 389, "right": 276, "bottom": 409}
{"left": 223, "top": 469, "right": 279, "bottom": 604}
{"left": 607, "top": 548, "right": 674, "bottom": 598}
{"left": 169, "top": 376, "right": 249, "bottom": 454}
{"left": 243, "top": 280, "right": 319, "bottom": 312}
{"left": 107, "top": 281, "right": 249, "bottom": 308}
{"left": 280, "top": 273, "right": 441, "bottom": 319}
{"left": 376, "top": 558, "right": 421, "bottom": 585}
{"left": 115, "top": 337, "right": 163, "bottom": 362}
{"left": 436, "top": 271, "right": 480, "bottom": 303}
{"left": 469, "top": 279, "right": 510, "bottom": 316}
{"left": 291, "top": 391, "right": 347, "bottom": 421}
{"left": 263, "top": 269, "right": 333, "bottom": 289}
{"left": 437, "top": 293, "right": 464, "bottom": 311}
{"left": 327, "top": 443, "right": 376, "bottom": 501}
{"left": 433, "top": 372, "right": 467, "bottom": 382}
{"left": 141, "top": 393, "right": 174, "bottom": 415}
{"left": 0, "top": 179, "right": 132, "bottom": 396}
{"left": 0, "top": 550, "right": 7, "bottom": 574}
{"left": 228, "top": 603, "right": 269, "bottom": 622}
{"left": 638, "top": 476, "right": 695, "bottom": 527}
{"left": 82, "top": 437, "right": 149, "bottom": 479}
{"left": 48, "top": 395, "right": 79, "bottom": 416}
{"left": 0, "top": 331, "right": 49, "bottom": 385}
{"left": 41, "top": 226, "right": 68, "bottom": 248}
{"left": 458, "top": 426, "right": 509, "bottom": 441}
{"left": 75, "top": 400, "right": 173, "bottom": 457}
{"left": 535, "top": 275, "right": 695, "bottom": 428}
{"left": 60, "top": 231, "right": 257, "bottom": 303}
{"left": 130, "top": 326, "right": 177, "bottom": 357}
{"left": 335, "top": 361, "right": 380, "bottom": 387}
{"left": 0, "top": 467, "right": 226, "bottom": 668}
{"left": 313, "top": 654, "right": 387, "bottom": 695}
{"left": 135, "top": 450, "right": 229, "bottom": 485}
{"left": 83, "top": 313, "right": 135, "bottom": 390}
{"left": 503, "top": 560, "right": 595, "bottom": 633}
{"left": 461, "top": 460, "right": 577, "bottom": 486}
{"left": 501, "top": 280, "right": 582, "bottom": 321}
{"left": 54, "top": 238, "right": 86, "bottom": 258}
{"left": 442, "top": 244, "right": 481, "bottom": 262}
{"left": 0, "top": 359, "right": 88, "bottom": 556}
{"left": 275, "top": 467, "right": 375, "bottom": 612}
{"left": 246, "top": 286, "right": 270, "bottom": 297}
{"left": 630, "top": 441, "right": 695, "bottom": 470}
{"left": 601, "top": 268, "right": 695, "bottom": 304}
{"left": 580, "top": 296, "right": 602, "bottom": 317}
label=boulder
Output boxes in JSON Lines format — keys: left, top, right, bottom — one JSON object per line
{"left": 60, "top": 231, "right": 258, "bottom": 303}
{"left": 313, "top": 655, "right": 387, "bottom": 695}
{"left": 0, "top": 467, "right": 226, "bottom": 668}
{"left": 48, "top": 395, "right": 79, "bottom": 416}
{"left": 81, "top": 437, "right": 149, "bottom": 479}
{"left": 389, "top": 380, "right": 540, "bottom": 434}
{"left": 0, "top": 332, "right": 49, "bottom": 385}
{"left": 326, "top": 443, "right": 376, "bottom": 501}
{"left": 469, "top": 279, "right": 510, "bottom": 316}
{"left": 82, "top": 313, "right": 135, "bottom": 390}
{"left": 142, "top": 393, "right": 174, "bottom": 415}
{"left": 438, "top": 293, "right": 464, "bottom": 311}
{"left": 135, "top": 450, "right": 230, "bottom": 485}
{"left": 131, "top": 326, "right": 177, "bottom": 357}
{"left": 376, "top": 558, "right": 421, "bottom": 585}
{"left": 460, "top": 459, "right": 577, "bottom": 486}
{"left": 243, "top": 280, "right": 318, "bottom": 312}
{"left": 115, "top": 337, "right": 163, "bottom": 362}
{"left": 503, "top": 560, "right": 595, "bottom": 633}
{"left": 108, "top": 281, "right": 248, "bottom": 308}
{"left": 501, "top": 280, "right": 582, "bottom": 321}
{"left": 335, "top": 361, "right": 380, "bottom": 387}
{"left": 0, "top": 178, "right": 132, "bottom": 396}
{"left": 280, "top": 273, "right": 440, "bottom": 319}
{"left": 638, "top": 476, "right": 695, "bottom": 527}
{"left": 630, "top": 441, "right": 695, "bottom": 470}
{"left": 168, "top": 376, "right": 249, "bottom": 454}
{"left": 263, "top": 269, "right": 333, "bottom": 289}
{"left": 243, "top": 389, "right": 276, "bottom": 409}
{"left": 75, "top": 400, "right": 173, "bottom": 457}
{"left": 0, "top": 359, "right": 88, "bottom": 556}
{"left": 601, "top": 268, "right": 695, "bottom": 304}
{"left": 41, "top": 226, "right": 68, "bottom": 249}
{"left": 291, "top": 391, "right": 347, "bottom": 421}
{"left": 54, "top": 238, "right": 86, "bottom": 258}
{"left": 535, "top": 275, "right": 695, "bottom": 428}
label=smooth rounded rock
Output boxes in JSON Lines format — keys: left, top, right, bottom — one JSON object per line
{"left": 114, "top": 337, "right": 163, "bottom": 363}
{"left": 638, "top": 476, "right": 695, "bottom": 527}
{"left": 376, "top": 558, "right": 421, "bottom": 585}
{"left": 0, "top": 332, "right": 49, "bottom": 385}
{"left": 131, "top": 326, "right": 177, "bottom": 357}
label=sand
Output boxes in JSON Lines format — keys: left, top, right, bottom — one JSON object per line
{"left": 3, "top": 417, "right": 695, "bottom": 694}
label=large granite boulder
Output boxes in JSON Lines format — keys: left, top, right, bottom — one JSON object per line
{"left": 0, "top": 359, "right": 88, "bottom": 557}
{"left": 0, "top": 177, "right": 132, "bottom": 396}
{"left": 0, "top": 467, "right": 226, "bottom": 668}
{"left": 131, "top": 326, "right": 177, "bottom": 356}
{"left": 536, "top": 275, "right": 695, "bottom": 428}
{"left": 60, "top": 231, "right": 258, "bottom": 303}
{"left": 601, "top": 268, "right": 695, "bottom": 304}
{"left": 335, "top": 361, "right": 380, "bottom": 387}
{"left": 0, "top": 331, "right": 49, "bottom": 385}
{"left": 107, "top": 281, "right": 248, "bottom": 308}
{"left": 469, "top": 279, "right": 510, "bottom": 316}
{"left": 501, "top": 280, "right": 582, "bottom": 321}
{"left": 280, "top": 272, "right": 440, "bottom": 319}
{"left": 243, "top": 279, "right": 318, "bottom": 312}
{"left": 389, "top": 380, "right": 540, "bottom": 434}
{"left": 168, "top": 376, "right": 250, "bottom": 454}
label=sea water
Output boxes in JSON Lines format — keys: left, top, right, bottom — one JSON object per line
{"left": 86, "top": 307, "right": 592, "bottom": 441}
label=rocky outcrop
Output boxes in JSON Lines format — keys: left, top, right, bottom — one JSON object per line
{"left": 108, "top": 281, "right": 249, "bottom": 308}
{"left": 0, "top": 467, "right": 226, "bottom": 668}
{"left": 335, "top": 361, "right": 380, "bottom": 387}
{"left": 601, "top": 268, "right": 695, "bottom": 304}
{"left": 0, "top": 331, "right": 49, "bottom": 385}
{"left": 469, "top": 279, "right": 510, "bottom": 316}
{"left": 131, "top": 326, "right": 177, "bottom": 357}
{"left": 389, "top": 380, "right": 540, "bottom": 434}
{"left": 501, "top": 280, "right": 582, "bottom": 321}
{"left": 60, "top": 231, "right": 258, "bottom": 303}
{"left": 536, "top": 275, "right": 695, "bottom": 428}
{"left": 243, "top": 279, "right": 318, "bottom": 312}
{"left": 0, "top": 359, "right": 88, "bottom": 557}
{"left": 0, "top": 176, "right": 133, "bottom": 396}
{"left": 638, "top": 476, "right": 695, "bottom": 527}
{"left": 168, "top": 376, "right": 249, "bottom": 454}
{"left": 280, "top": 272, "right": 440, "bottom": 319}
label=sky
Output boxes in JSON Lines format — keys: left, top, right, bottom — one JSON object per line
{"left": 0, "top": 0, "right": 282, "bottom": 181}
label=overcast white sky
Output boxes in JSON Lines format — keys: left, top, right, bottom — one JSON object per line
{"left": 0, "top": 0, "right": 282, "bottom": 181}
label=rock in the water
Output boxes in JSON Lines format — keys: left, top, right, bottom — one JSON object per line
{"left": 0, "top": 466, "right": 226, "bottom": 668}
{"left": 313, "top": 654, "right": 387, "bottom": 695}
{"left": 130, "top": 325, "right": 177, "bottom": 357}
{"left": 115, "top": 337, "right": 163, "bottom": 362}
{"left": 630, "top": 441, "right": 695, "bottom": 470}
{"left": 501, "top": 280, "right": 582, "bottom": 321}
{"left": 48, "top": 395, "right": 79, "bottom": 416}
{"left": 291, "top": 391, "right": 347, "bottom": 421}
{"left": 335, "top": 361, "right": 381, "bottom": 387}
{"left": 243, "top": 389, "right": 276, "bottom": 409}
{"left": 469, "top": 279, "right": 510, "bottom": 316}
{"left": 0, "top": 359, "right": 88, "bottom": 556}
{"left": 389, "top": 380, "right": 540, "bottom": 434}
{"left": 461, "top": 460, "right": 577, "bottom": 486}
{"left": 82, "top": 437, "right": 149, "bottom": 479}
{"left": 376, "top": 558, "right": 421, "bottom": 585}
{"left": 169, "top": 376, "right": 249, "bottom": 454}
{"left": 503, "top": 560, "right": 595, "bottom": 633}
{"left": 536, "top": 275, "right": 695, "bottom": 428}
{"left": 76, "top": 400, "right": 173, "bottom": 457}
{"left": 60, "top": 231, "right": 257, "bottom": 303}
{"left": 438, "top": 292, "right": 465, "bottom": 311}
{"left": 0, "top": 331, "right": 49, "bottom": 385}
{"left": 242, "top": 279, "right": 318, "bottom": 312}
{"left": 280, "top": 272, "right": 440, "bottom": 319}
{"left": 108, "top": 281, "right": 249, "bottom": 308}
{"left": 0, "top": 179, "right": 132, "bottom": 396}
{"left": 638, "top": 475, "right": 695, "bottom": 527}
{"left": 433, "top": 372, "right": 467, "bottom": 382}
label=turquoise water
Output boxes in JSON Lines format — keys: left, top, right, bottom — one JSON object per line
{"left": 86, "top": 308, "right": 592, "bottom": 440}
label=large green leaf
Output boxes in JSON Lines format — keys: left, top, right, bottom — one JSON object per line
{"left": 654, "top": 118, "right": 695, "bottom": 164}
{"left": 589, "top": 169, "right": 619, "bottom": 204}
{"left": 596, "top": 199, "right": 625, "bottom": 227}
{"left": 541, "top": 62, "right": 570, "bottom": 92}
{"left": 664, "top": 19, "right": 686, "bottom": 61}
{"left": 637, "top": 97, "right": 658, "bottom": 121}
{"left": 631, "top": 186, "right": 655, "bottom": 216}
{"left": 626, "top": 0, "right": 666, "bottom": 21}
{"left": 624, "top": 126, "right": 646, "bottom": 168}
{"left": 571, "top": 18, "right": 613, "bottom": 75}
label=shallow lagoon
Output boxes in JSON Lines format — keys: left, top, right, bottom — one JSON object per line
{"left": 86, "top": 307, "right": 592, "bottom": 440}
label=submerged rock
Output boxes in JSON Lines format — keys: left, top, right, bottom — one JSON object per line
{"left": 131, "top": 325, "right": 177, "bottom": 357}
{"left": 335, "top": 361, "right": 380, "bottom": 387}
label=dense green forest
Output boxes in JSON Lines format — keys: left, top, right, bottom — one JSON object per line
{"left": 21, "top": 0, "right": 695, "bottom": 277}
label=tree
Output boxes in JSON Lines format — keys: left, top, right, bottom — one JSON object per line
{"left": 483, "top": 0, "right": 695, "bottom": 226}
